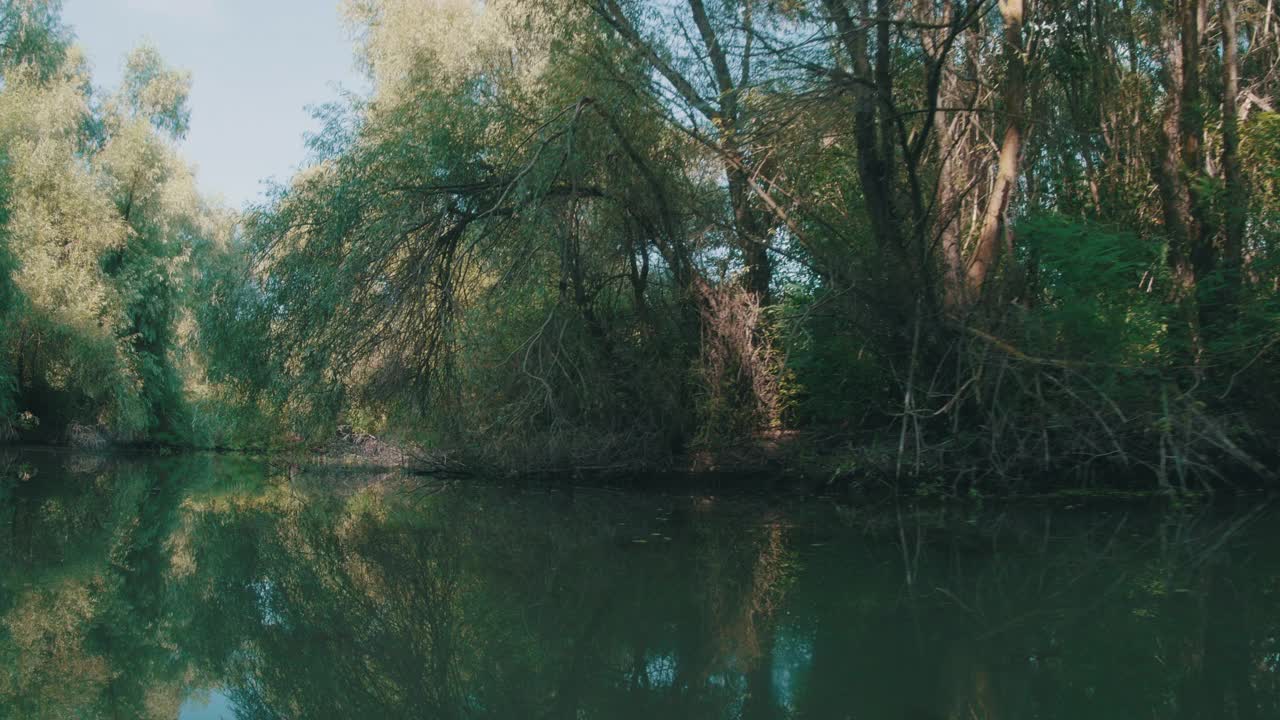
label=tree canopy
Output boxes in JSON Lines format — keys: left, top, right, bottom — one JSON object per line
{"left": 4, "top": 0, "right": 1280, "bottom": 488}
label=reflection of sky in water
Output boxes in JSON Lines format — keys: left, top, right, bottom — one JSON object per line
{"left": 646, "top": 652, "right": 676, "bottom": 687}
{"left": 771, "top": 625, "right": 815, "bottom": 712}
{"left": 178, "top": 689, "right": 236, "bottom": 720}
{"left": 252, "top": 577, "right": 282, "bottom": 626}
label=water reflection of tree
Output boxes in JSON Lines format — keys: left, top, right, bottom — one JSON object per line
{"left": 4, "top": 456, "right": 1280, "bottom": 719}
{"left": 796, "top": 503, "right": 1280, "bottom": 720}
{"left": 0, "top": 452, "right": 245, "bottom": 719}
{"left": 179, "top": 487, "right": 798, "bottom": 719}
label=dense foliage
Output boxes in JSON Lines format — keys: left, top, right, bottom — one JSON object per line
{"left": 4, "top": 0, "right": 1280, "bottom": 488}
{"left": 0, "top": 1, "right": 238, "bottom": 445}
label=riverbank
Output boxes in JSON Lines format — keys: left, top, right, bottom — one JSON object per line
{"left": 9, "top": 427, "right": 1275, "bottom": 504}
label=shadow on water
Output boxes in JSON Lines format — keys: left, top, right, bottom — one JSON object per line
{"left": 1, "top": 449, "right": 1277, "bottom": 719}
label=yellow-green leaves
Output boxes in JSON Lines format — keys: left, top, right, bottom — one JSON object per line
{"left": 0, "top": 13, "right": 212, "bottom": 440}
{"left": 0, "top": 62, "right": 124, "bottom": 339}
{"left": 118, "top": 43, "right": 192, "bottom": 139}
{"left": 344, "top": 0, "right": 546, "bottom": 105}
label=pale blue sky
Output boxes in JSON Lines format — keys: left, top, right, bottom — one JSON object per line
{"left": 63, "top": 0, "right": 369, "bottom": 209}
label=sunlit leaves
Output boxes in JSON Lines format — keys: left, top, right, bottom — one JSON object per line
{"left": 0, "top": 0, "right": 68, "bottom": 79}
{"left": 117, "top": 43, "right": 192, "bottom": 139}
{"left": 0, "top": 2, "right": 211, "bottom": 440}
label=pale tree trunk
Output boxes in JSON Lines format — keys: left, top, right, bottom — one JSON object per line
{"left": 967, "top": 0, "right": 1027, "bottom": 300}
{"left": 1153, "top": 13, "right": 1192, "bottom": 277}
{"left": 1221, "top": 0, "right": 1245, "bottom": 307}
{"left": 926, "top": 0, "right": 967, "bottom": 310}
{"left": 937, "top": 113, "right": 966, "bottom": 310}
{"left": 1151, "top": 0, "right": 1209, "bottom": 361}
{"left": 1182, "top": 0, "right": 1215, "bottom": 288}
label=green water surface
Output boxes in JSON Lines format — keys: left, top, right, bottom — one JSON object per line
{"left": 0, "top": 450, "right": 1275, "bottom": 719}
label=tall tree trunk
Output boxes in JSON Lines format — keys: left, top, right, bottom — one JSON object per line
{"left": 937, "top": 116, "right": 966, "bottom": 309}
{"left": 1151, "top": 0, "right": 1210, "bottom": 362}
{"left": 729, "top": 168, "right": 774, "bottom": 303}
{"left": 1221, "top": 0, "right": 1245, "bottom": 311}
{"left": 967, "top": 0, "right": 1027, "bottom": 300}
{"left": 822, "top": 0, "right": 908, "bottom": 271}
{"left": 593, "top": 0, "right": 774, "bottom": 303}
{"left": 1181, "top": 0, "right": 1216, "bottom": 292}
{"left": 687, "top": 0, "right": 773, "bottom": 303}
{"left": 933, "top": 42, "right": 970, "bottom": 311}
{"left": 1153, "top": 17, "right": 1192, "bottom": 283}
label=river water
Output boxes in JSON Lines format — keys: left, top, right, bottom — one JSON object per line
{"left": 1, "top": 449, "right": 1276, "bottom": 719}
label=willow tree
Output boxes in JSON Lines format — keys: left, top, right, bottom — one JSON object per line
{"left": 0, "top": 54, "right": 137, "bottom": 435}
{"left": 587, "top": 0, "right": 778, "bottom": 301}
{"left": 210, "top": 0, "right": 1280, "bottom": 481}
{"left": 98, "top": 44, "right": 204, "bottom": 439}
{"left": 0, "top": 0, "right": 67, "bottom": 78}
{"left": 212, "top": 0, "right": 719, "bottom": 457}
{"left": 0, "top": 3, "right": 213, "bottom": 441}
{"left": 0, "top": 0, "right": 70, "bottom": 435}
